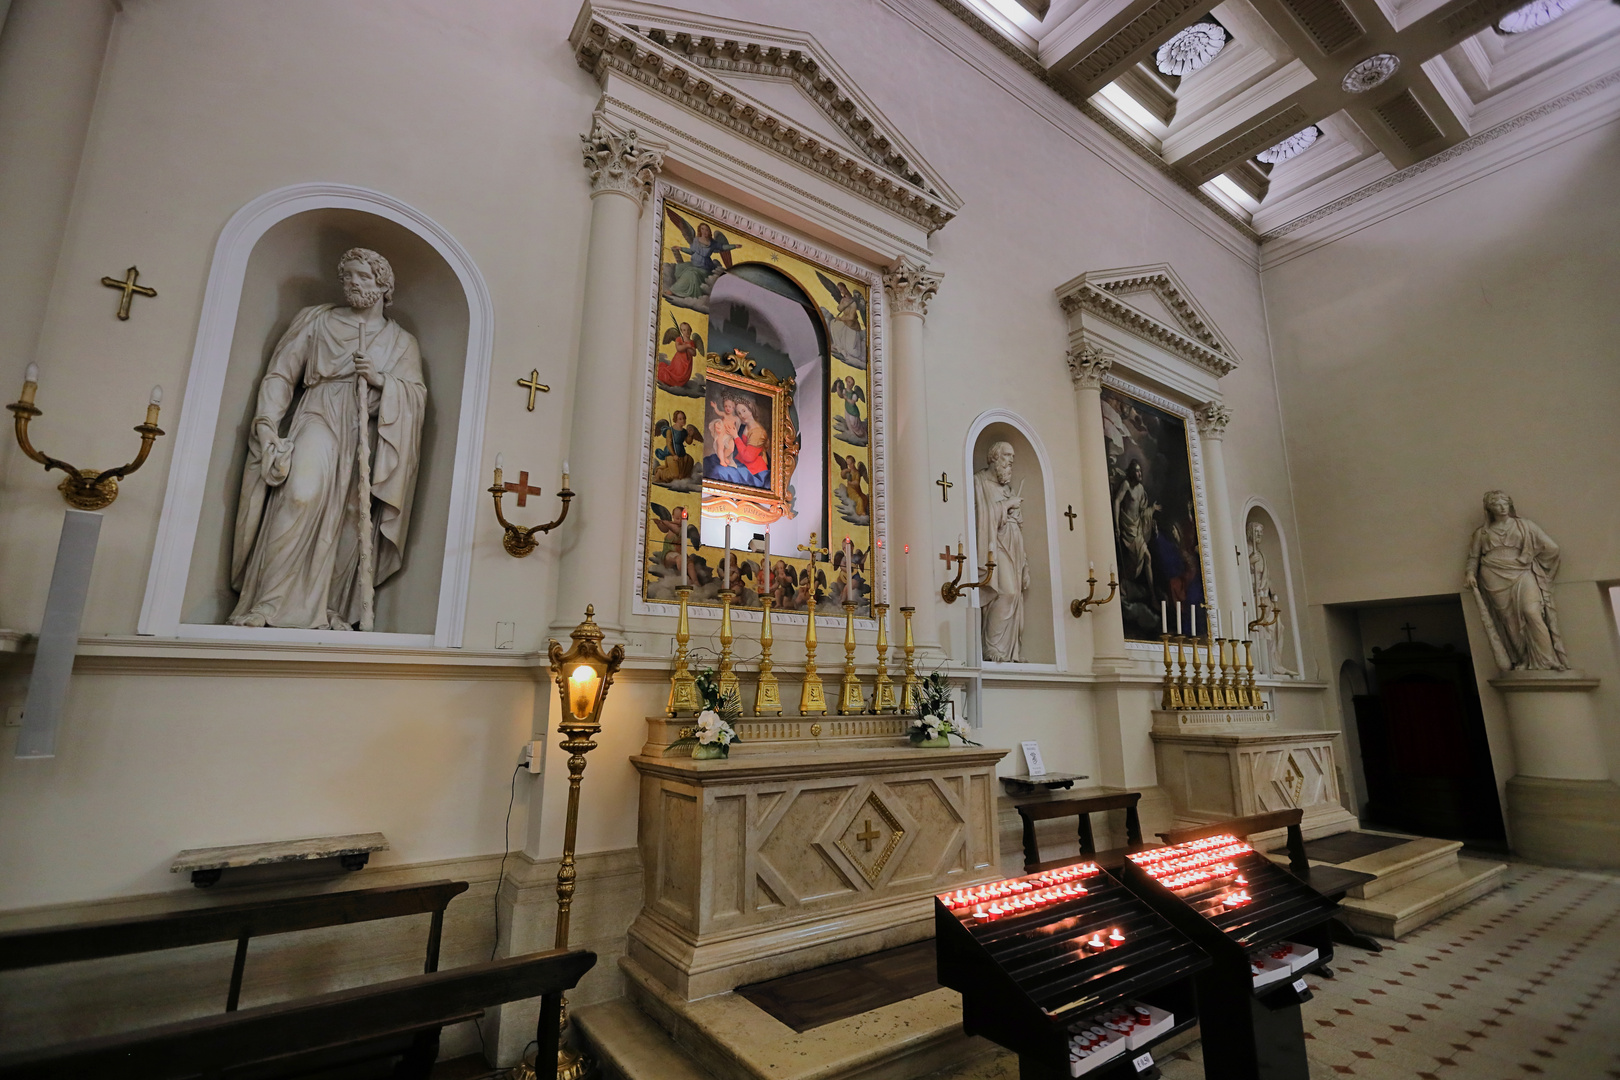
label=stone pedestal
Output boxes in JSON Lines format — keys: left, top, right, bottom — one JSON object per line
{"left": 1493, "top": 669, "right": 1620, "bottom": 869}
{"left": 629, "top": 717, "right": 1007, "bottom": 1000}
{"left": 1150, "top": 709, "right": 1357, "bottom": 837}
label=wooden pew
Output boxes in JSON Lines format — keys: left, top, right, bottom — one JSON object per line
{"left": 0, "top": 879, "right": 469, "bottom": 1011}
{"left": 1159, "top": 810, "right": 1383, "bottom": 952}
{"left": 1015, "top": 791, "right": 1143, "bottom": 871}
{"left": 0, "top": 946, "right": 596, "bottom": 1080}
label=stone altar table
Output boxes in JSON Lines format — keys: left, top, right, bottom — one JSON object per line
{"left": 1150, "top": 709, "right": 1356, "bottom": 838}
{"left": 628, "top": 716, "right": 1008, "bottom": 1000}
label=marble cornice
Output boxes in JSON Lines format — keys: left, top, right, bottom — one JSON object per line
{"left": 1057, "top": 273, "right": 1238, "bottom": 379}
{"left": 631, "top": 745, "right": 1007, "bottom": 784}
{"left": 571, "top": 8, "right": 958, "bottom": 233}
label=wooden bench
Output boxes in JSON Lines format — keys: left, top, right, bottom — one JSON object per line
{"left": 0, "top": 879, "right": 469, "bottom": 1012}
{"left": 0, "top": 946, "right": 596, "bottom": 1080}
{"left": 1159, "top": 810, "right": 1382, "bottom": 952}
{"left": 1016, "top": 791, "right": 1143, "bottom": 872}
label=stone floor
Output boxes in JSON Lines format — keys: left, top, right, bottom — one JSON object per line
{"left": 924, "top": 863, "right": 1620, "bottom": 1080}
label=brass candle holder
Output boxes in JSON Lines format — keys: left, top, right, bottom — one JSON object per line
{"left": 899, "top": 606, "right": 921, "bottom": 714}
{"left": 1202, "top": 624, "right": 1218, "bottom": 709}
{"left": 667, "top": 586, "right": 700, "bottom": 716}
{"left": 755, "top": 596, "right": 782, "bottom": 715}
{"left": 488, "top": 458, "right": 572, "bottom": 558}
{"left": 1159, "top": 633, "right": 1180, "bottom": 711}
{"left": 1070, "top": 567, "right": 1119, "bottom": 618}
{"left": 836, "top": 601, "right": 866, "bottom": 714}
{"left": 1244, "top": 639, "right": 1260, "bottom": 709}
{"left": 871, "top": 602, "right": 897, "bottom": 714}
{"left": 1176, "top": 636, "right": 1191, "bottom": 710}
{"left": 717, "top": 589, "right": 741, "bottom": 703}
{"left": 940, "top": 542, "right": 994, "bottom": 604}
{"left": 8, "top": 365, "right": 165, "bottom": 510}
{"left": 800, "top": 600, "right": 827, "bottom": 715}
{"left": 1190, "top": 632, "right": 1213, "bottom": 708}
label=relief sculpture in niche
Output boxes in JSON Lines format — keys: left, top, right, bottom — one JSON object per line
{"left": 975, "top": 441, "right": 1030, "bottom": 663}
{"left": 229, "top": 248, "right": 426, "bottom": 630}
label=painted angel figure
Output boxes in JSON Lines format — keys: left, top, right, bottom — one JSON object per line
{"left": 648, "top": 502, "right": 701, "bottom": 558}
{"left": 815, "top": 272, "right": 867, "bottom": 367}
{"left": 652, "top": 410, "right": 701, "bottom": 487}
{"left": 830, "top": 377, "right": 868, "bottom": 445}
{"left": 662, "top": 208, "right": 739, "bottom": 310}
{"left": 658, "top": 318, "right": 703, "bottom": 388}
{"left": 833, "top": 452, "right": 871, "bottom": 525}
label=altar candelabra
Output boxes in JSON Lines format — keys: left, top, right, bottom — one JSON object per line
{"left": 871, "top": 602, "right": 897, "bottom": 713}
{"left": 1159, "top": 634, "right": 1181, "bottom": 711}
{"left": 800, "top": 596, "right": 827, "bottom": 715}
{"left": 755, "top": 596, "right": 782, "bottom": 715}
{"left": 667, "top": 586, "right": 700, "bottom": 716}
{"left": 717, "top": 589, "right": 740, "bottom": 703}
{"left": 899, "top": 606, "right": 921, "bottom": 714}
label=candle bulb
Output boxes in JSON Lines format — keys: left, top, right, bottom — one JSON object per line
{"left": 679, "top": 507, "right": 689, "bottom": 587}
{"left": 1176, "top": 601, "right": 1183, "bottom": 636}
{"left": 19, "top": 363, "right": 38, "bottom": 406}
{"left": 561, "top": 459, "right": 570, "bottom": 490}
{"left": 904, "top": 544, "right": 911, "bottom": 608}
{"left": 1161, "top": 600, "right": 1167, "bottom": 635}
{"left": 724, "top": 521, "right": 732, "bottom": 588}
{"left": 875, "top": 537, "right": 883, "bottom": 606}
{"left": 494, "top": 452, "right": 504, "bottom": 485}
{"left": 1190, "top": 606, "right": 1197, "bottom": 637}
{"left": 146, "top": 385, "right": 163, "bottom": 425}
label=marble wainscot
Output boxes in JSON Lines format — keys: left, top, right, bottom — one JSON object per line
{"left": 1149, "top": 708, "right": 1357, "bottom": 838}
{"left": 627, "top": 716, "right": 1008, "bottom": 1002}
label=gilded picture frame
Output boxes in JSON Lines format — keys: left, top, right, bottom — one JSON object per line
{"left": 700, "top": 351, "right": 800, "bottom": 525}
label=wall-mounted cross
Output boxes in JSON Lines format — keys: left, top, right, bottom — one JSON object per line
{"left": 1400, "top": 622, "right": 1418, "bottom": 643}
{"left": 100, "top": 266, "right": 157, "bottom": 321}
{"left": 940, "top": 545, "right": 959, "bottom": 569}
{"left": 516, "top": 369, "right": 550, "bottom": 411}
{"left": 503, "top": 470, "right": 543, "bottom": 507}
{"left": 856, "top": 819, "right": 881, "bottom": 852}
{"left": 1064, "top": 505, "right": 1077, "bottom": 531}
{"left": 936, "top": 473, "right": 953, "bottom": 502}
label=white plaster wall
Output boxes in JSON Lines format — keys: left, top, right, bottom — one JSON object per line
{"left": 0, "top": 0, "right": 1310, "bottom": 931}
{"left": 1262, "top": 122, "right": 1620, "bottom": 779}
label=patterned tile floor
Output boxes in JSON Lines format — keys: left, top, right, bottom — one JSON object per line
{"left": 934, "top": 863, "right": 1620, "bottom": 1080}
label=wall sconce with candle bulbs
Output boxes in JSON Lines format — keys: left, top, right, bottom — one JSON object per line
{"left": 941, "top": 539, "right": 995, "bottom": 605}
{"left": 1070, "top": 562, "right": 1119, "bottom": 618}
{"left": 8, "top": 364, "right": 165, "bottom": 510}
{"left": 540, "top": 605, "right": 625, "bottom": 1080}
{"left": 487, "top": 454, "right": 573, "bottom": 557}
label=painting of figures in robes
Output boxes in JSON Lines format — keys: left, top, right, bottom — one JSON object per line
{"left": 1100, "top": 385, "right": 1208, "bottom": 642}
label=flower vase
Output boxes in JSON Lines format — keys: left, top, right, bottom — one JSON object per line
{"left": 691, "top": 743, "right": 728, "bottom": 759}
{"left": 910, "top": 734, "right": 950, "bottom": 748}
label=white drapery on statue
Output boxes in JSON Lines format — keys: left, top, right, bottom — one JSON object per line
{"left": 230, "top": 303, "right": 426, "bottom": 629}
{"left": 975, "top": 442, "right": 1030, "bottom": 663}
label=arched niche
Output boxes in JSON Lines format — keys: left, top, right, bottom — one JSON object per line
{"left": 140, "top": 184, "right": 493, "bottom": 647}
{"left": 964, "top": 412, "right": 1066, "bottom": 668}
{"left": 1242, "top": 500, "right": 1304, "bottom": 677}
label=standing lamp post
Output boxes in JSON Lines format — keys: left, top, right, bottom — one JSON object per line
{"left": 537, "top": 606, "right": 625, "bottom": 1080}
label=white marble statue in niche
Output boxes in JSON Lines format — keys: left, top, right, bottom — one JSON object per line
{"left": 1247, "top": 520, "right": 1296, "bottom": 676}
{"left": 975, "top": 441, "right": 1030, "bottom": 662}
{"left": 1465, "top": 490, "right": 1568, "bottom": 671}
{"left": 229, "top": 248, "right": 427, "bottom": 630}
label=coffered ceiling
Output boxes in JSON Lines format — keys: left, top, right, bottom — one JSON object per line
{"left": 933, "top": 0, "right": 1620, "bottom": 236}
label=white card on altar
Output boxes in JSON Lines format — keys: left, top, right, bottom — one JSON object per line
{"left": 1020, "top": 740, "right": 1046, "bottom": 776}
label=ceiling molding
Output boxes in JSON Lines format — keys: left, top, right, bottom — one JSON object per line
{"left": 571, "top": 1, "right": 962, "bottom": 233}
{"left": 1056, "top": 263, "right": 1241, "bottom": 377}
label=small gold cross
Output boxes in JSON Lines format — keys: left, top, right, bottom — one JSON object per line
{"left": 856, "top": 819, "right": 881, "bottom": 852}
{"left": 1064, "top": 505, "right": 1077, "bottom": 530}
{"left": 516, "top": 369, "right": 550, "bottom": 411}
{"left": 101, "top": 266, "right": 157, "bottom": 321}
{"left": 936, "top": 473, "right": 952, "bottom": 502}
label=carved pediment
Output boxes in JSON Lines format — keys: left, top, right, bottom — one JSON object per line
{"left": 1057, "top": 263, "right": 1240, "bottom": 378}
{"left": 571, "top": 1, "right": 961, "bottom": 233}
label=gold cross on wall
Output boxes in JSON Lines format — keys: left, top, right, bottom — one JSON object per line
{"left": 936, "top": 473, "right": 952, "bottom": 502}
{"left": 504, "top": 471, "right": 543, "bottom": 507}
{"left": 1064, "top": 505, "right": 1077, "bottom": 531}
{"left": 101, "top": 266, "right": 157, "bottom": 321}
{"left": 856, "top": 819, "right": 881, "bottom": 852}
{"left": 516, "top": 369, "right": 550, "bottom": 411}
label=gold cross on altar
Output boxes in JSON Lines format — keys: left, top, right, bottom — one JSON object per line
{"left": 516, "top": 369, "right": 550, "bottom": 411}
{"left": 503, "top": 471, "right": 542, "bottom": 507}
{"left": 1064, "top": 505, "right": 1077, "bottom": 530}
{"left": 936, "top": 473, "right": 952, "bottom": 502}
{"left": 100, "top": 266, "right": 157, "bottom": 321}
{"left": 856, "top": 819, "right": 881, "bottom": 852}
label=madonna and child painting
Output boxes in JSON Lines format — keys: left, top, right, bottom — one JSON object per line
{"left": 703, "top": 385, "right": 773, "bottom": 489}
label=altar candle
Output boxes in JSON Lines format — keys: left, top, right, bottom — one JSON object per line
{"left": 844, "top": 536, "right": 854, "bottom": 584}
{"left": 761, "top": 526, "right": 770, "bottom": 594}
{"left": 874, "top": 538, "right": 883, "bottom": 605}
{"left": 1176, "top": 602, "right": 1183, "bottom": 635}
{"left": 1190, "top": 605, "right": 1197, "bottom": 637}
{"left": 724, "top": 521, "right": 732, "bottom": 585}
{"left": 903, "top": 544, "right": 911, "bottom": 608}
{"left": 494, "top": 452, "right": 504, "bottom": 486}
{"left": 1161, "top": 600, "right": 1167, "bottom": 634}
{"left": 1242, "top": 600, "right": 1249, "bottom": 638}
{"left": 20, "top": 363, "right": 38, "bottom": 405}
{"left": 146, "top": 385, "right": 163, "bottom": 426}
{"left": 679, "top": 507, "right": 689, "bottom": 587}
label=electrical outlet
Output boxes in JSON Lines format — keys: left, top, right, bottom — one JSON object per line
{"left": 3, "top": 705, "right": 22, "bottom": 728}
{"left": 521, "top": 740, "right": 544, "bottom": 774}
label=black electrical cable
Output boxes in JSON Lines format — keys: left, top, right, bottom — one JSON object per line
{"left": 474, "top": 761, "right": 526, "bottom": 1062}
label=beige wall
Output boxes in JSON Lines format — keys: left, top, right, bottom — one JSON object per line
{"left": 1263, "top": 122, "right": 1620, "bottom": 777}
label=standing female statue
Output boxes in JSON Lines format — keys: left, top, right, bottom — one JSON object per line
{"left": 1465, "top": 490, "right": 1568, "bottom": 671}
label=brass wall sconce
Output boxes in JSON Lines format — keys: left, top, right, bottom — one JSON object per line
{"left": 1248, "top": 594, "right": 1281, "bottom": 633}
{"left": 489, "top": 454, "right": 572, "bottom": 558}
{"left": 940, "top": 542, "right": 995, "bottom": 604}
{"left": 1070, "top": 565, "right": 1119, "bottom": 618}
{"left": 8, "top": 364, "right": 165, "bottom": 510}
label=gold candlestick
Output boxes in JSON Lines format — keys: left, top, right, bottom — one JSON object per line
{"left": 1231, "top": 638, "right": 1250, "bottom": 708}
{"left": 1201, "top": 624, "right": 1217, "bottom": 708}
{"left": 800, "top": 606, "right": 827, "bottom": 715}
{"left": 899, "top": 606, "right": 921, "bottom": 714}
{"left": 1244, "top": 639, "right": 1260, "bottom": 709}
{"left": 1192, "top": 634, "right": 1213, "bottom": 709}
{"left": 1211, "top": 637, "right": 1227, "bottom": 709}
{"left": 717, "top": 590, "right": 740, "bottom": 702}
{"left": 871, "top": 603, "right": 896, "bottom": 713}
{"left": 755, "top": 597, "right": 782, "bottom": 715}
{"left": 1160, "top": 633, "right": 1180, "bottom": 711}
{"left": 837, "top": 601, "right": 866, "bottom": 714}
{"left": 667, "top": 586, "right": 700, "bottom": 716}
{"left": 1174, "top": 636, "right": 1190, "bottom": 710}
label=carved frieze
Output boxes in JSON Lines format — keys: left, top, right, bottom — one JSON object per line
{"left": 1057, "top": 265, "right": 1240, "bottom": 380}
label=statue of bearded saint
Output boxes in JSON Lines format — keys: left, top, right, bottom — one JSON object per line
{"left": 1465, "top": 490, "right": 1568, "bottom": 671}
{"left": 975, "top": 441, "right": 1031, "bottom": 662}
{"left": 228, "top": 248, "right": 427, "bottom": 630}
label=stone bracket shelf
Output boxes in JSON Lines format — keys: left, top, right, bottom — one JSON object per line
{"left": 999, "top": 771, "right": 1089, "bottom": 795}
{"left": 172, "top": 832, "right": 388, "bottom": 887}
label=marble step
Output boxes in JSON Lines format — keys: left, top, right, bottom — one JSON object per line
{"left": 1339, "top": 836, "right": 1463, "bottom": 899}
{"left": 618, "top": 955, "right": 999, "bottom": 1080}
{"left": 573, "top": 998, "right": 713, "bottom": 1080}
{"left": 1337, "top": 856, "right": 1507, "bottom": 939}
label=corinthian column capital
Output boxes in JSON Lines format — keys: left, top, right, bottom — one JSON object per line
{"left": 1066, "top": 342, "right": 1113, "bottom": 389}
{"left": 882, "top": 255, "right": 943, "bottom": 317}
{"left": 1195, "top": 401, "right": 1232, "bottom": 439}
{"left": 580, "top": 111, "right": 664, "bottom": 204}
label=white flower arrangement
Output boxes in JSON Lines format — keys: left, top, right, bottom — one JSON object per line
{"left": 910, "top": 713, "right": 946, "bottom": 741}
{"left": 695, "top": 709, "right": 737, "bottom": 747}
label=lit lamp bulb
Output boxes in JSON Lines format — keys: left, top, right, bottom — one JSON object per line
{"left": 146, "top": 385, "right": 163, "bottom": 426}
{"left": 19, "top": 363, "right": 38, "bottom": 406}
{"left": 493, "top": 452, "right": 504, "bottom": 486}
{"left": 567, "top": 663, "right": 600, "bottom": 720}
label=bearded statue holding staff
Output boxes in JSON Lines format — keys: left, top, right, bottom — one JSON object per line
{"left": 229, "top": 248, "right": 427, "bottom": 630}
{"left": 1465, "top": 490, "right": 1568, "bottom": 671}
{"left": 975, "top": 441, "right": 1030, "bottom": 663}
